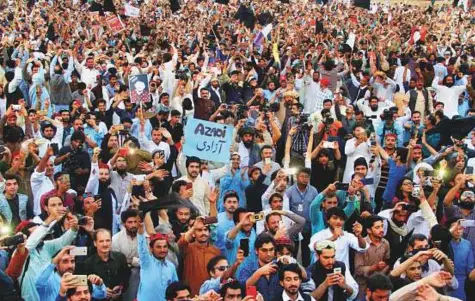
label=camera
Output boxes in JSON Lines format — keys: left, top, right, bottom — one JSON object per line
{"left": 0, "top": 234, "right": 24, "bottom": 247}
{"left": 296, "top": 113, "right": 310, "bottom": 130}
{"left": 381, "top": 107, "right": 397, "bottom": 121}
{"left": 322, "top": 111, "right": 334, "bottom": 125}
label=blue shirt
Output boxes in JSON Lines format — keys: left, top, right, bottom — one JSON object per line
{"left": 237, "top": 257, "right": 282, "bottom": 300}
{"left": 216, "top": 212, "right": 235, "bottom": 253}
{"left": 218, "top": 170, "right": 250, "bottom": 211}
{"left": 286, "top": 184, "right": 319, "bottom": 233}
{"left": 199, "top": 277, "right": 221, "bottom": 295}
{"left": 36, "top": 263, "right": 107, "bottom": 301}
{"left": 225, "top": 229, "right": 257, "bottom": 264}
{"left": 137, "top": 233, "right": 178, "bottom": 301}
{"left": 309, "top": 191, "right": 357, "bottom": 235}
{"left": 0, "top": 250, "right": 9, "bottom": 271}
{"left": 382, "top": 159, "right": 408, "bottom": 204}
{"left": 449, "top": 239, "right": 475, "bottom": 300}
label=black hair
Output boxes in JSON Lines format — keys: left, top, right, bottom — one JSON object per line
{"left": 92, "top": 228, "right": 112, "bottom": 241}
{"left": 186, "top": 156, "right": 201, "bottom": 168}
{"left": 265, "top": 211, "right": 281, "bottom": 224}
{"left": 364, "top": 215, "right": 384, "bottom": 231}
{"left": 206, "top": 255, "right": 227, "bottom": 274}
{"left": 219, "top": 280, "right": 243, "bottom": 299}
{"left": 297, "top": 167, "right": 311, "bottom": 177}
{"left": 408, "top": 233, "right": 428, "bottom": 248}
{"left": 278, "top": 263, "right": 303, "bottom": 281}
{"left": 366, "top": 273, "right": 393, "bottom": 292}
{"left": 165, "top": 282, "right": 191, "bottom": 301}
{"left": 233, "top": 207, "right": 250, "bottom": 224}
{"left": 66, "top": 283, "right": 93, "bottom": 298}
{"left": 223, "top": 191, "right": 239, "bottom": 203}
{"left": 71, "top": 130, "right": 86, "bottom": 143}
{"left": 326, "top": 207, "right": 347, "bottom": 221}
{"left": 269, "top": 193, "right": 284, "bottom": 205}
{"left": 120, "top": 209, "right": 139, "bottom": 224}
{"left": 4, "top": 174, "right": 19, "bottom": 183}
{"left": 255, "top": 233, "right": 275, "bottom": 250}
{"left": 172, "top": 180, "right": 188, "bottom": 193}
{"left": 260, "top": 144, "right": 273, "bottom": 153}
{"left": 396, "top": 147, "right": 409, "bottom": 164}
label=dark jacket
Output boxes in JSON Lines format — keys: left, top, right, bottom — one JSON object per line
{"left": 307, "top": 260, "right": 348, "bottom": 301}
{"left": 245, "top": 174, "right": 268, "bottom": 212}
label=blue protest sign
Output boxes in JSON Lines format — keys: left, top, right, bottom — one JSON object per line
{"left": 183, "top": 118, "right": 234, "bottom": 163}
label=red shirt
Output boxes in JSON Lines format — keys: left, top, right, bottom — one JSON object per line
{"left": 40, "top": 189, "right": 75, "bottom": 212}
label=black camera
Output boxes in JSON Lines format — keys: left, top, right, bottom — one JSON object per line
{"left": 382, "top": 107, "right": 397, "bottom": 121}
{"left": 236, "top": 105, "right": 249, "bottom": 120}
{"left": 296, "top": 113, "right": 310, "bottom": 130}
{"left": 322, "top": 111, "right": 334, "bottom": 125}
{"left": 0, "top": 234, "right": 24, "bottom": 247}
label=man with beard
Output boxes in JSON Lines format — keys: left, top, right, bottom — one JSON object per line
{"left": 31, "top": 146, "right": 56, "bottom": 216}
{"left": 55, "top": 131, "right": 91, "bottom": 192}
{"left": 363, "top": 274, "right": 393, "bottom": 301}
{"left": 206, "top": 76, "right": 223, "bottom": 106}
{"left": 137, "top": 215, "right": 178, "bottom": 301}
{"left": 109, "top": 154, "right": 134, "bottom": 208}
{"left": 85, "top": 148, "right": 119, "bottom": 234}
{"left": 355, "top": 215, "right": 391, "bottom": 300}
{"left": 38, "top": 120, "right": 64, "bottom": 158}
{"left": 222, "top": 70, "right": 244, "bottom": 104}
{"left": 194, "top": 88, "right": 216, "bottom": 121}
{"left": 36, "top": 246, "right": 106, "bottom": 301}
{"left": 216, "top": 191, "right": 238, "bottom": 253}
{"left": 444, "top": 180, "right": 475, "bottom": 256}
{"left": 407, "top": 79, "right": 433, "bottom": 121}
{"left": 59, "top": 110, "right": 72, "bottom": 144}
{"left": 357, "top": 96, "right": 394, "bottom": 129}
{"left": 274, "top": 263, "right": 315, "bottom": 301}
{"left": 233, "top": 126, "right": 272, "bottom": 168}
{"left": 308, "top": 240, "right": 358, "bottom": 301}
{"left": 112, "top": 209, "right": 140, "bottom": 301}
{"left": 176, "top": 156, "right": 211, "bottom": 215}
{"left": 301, "top": 69, "right": 320, "bottom": 114}
{"left": 432, "top": 74, "right": 467, "bottom": 119}
{"left": 178, "top": 216, "right": 220, "bottom": 296}
{"left": 378, "top": 202, "right": 410, "bottom": 266}
{"left": 170, "top": 204, "right": 193, "bottom": 240}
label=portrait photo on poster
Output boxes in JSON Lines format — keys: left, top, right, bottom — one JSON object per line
{"left": 129, "top": 74, "right": 151, "bottom": 104}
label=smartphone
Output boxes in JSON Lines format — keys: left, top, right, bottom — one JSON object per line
{"left": 335, "top": 183, "right": 349, "bottom": 191}
{"left": 73, "top": 275, "right": 88, "bottom": 287}
{"left": 50, "top": 143, "right": 59, "bottom": 156}
{"left": 93, "top": 195, "right": 101, "bottom": 201}
{"left": 466, "top": 166, "right": 474, "bottom": 174}
{"left": 12, "top": 104, "right": 21, "bottom": 111}
{"left": 412, "top": 185, "right": 421, "bottom": 198}
{"left": 278, "top": 220, "right": 285, "bottom": 229}
{"left": 323, "top": 141, "right": 334, "bottom": 149}
{"left": 73, "top": 100, "right": 81, "bottom": 107}
{"left": 202, "top": 216, "right": 218, "bottom": 225}
{"left": 186, "top": 182, "right": 193, "bottom": 190}
{"left": 361, "top": 178, "right": 374, "bottom": 185}
{"left": 433, "top": 240, "right": 442, "bottom": 249}
{"left": 70, "top": 246, "right": 87, "bottom": 256}
{"left": 423, "top": 170, "right": 435, "bottom": 177}
{"left": 333, "top": 267, "right": 342, "bottom": 274}
{"left": 246, "top": 286, "right": 257, "bottom": 298}
{"left": 264, "top": 158, "right": 271, "bottom": 165}
{"left": 78, "top": 215, "right": 88, "bottom": 226}
{"left": 460, "top": 220, "right": 475, "bottom": 227}
{"left": 240, "top": 238, "right": 250, "bottom": 257}
{"left": 251, "top": 212, "right": 264, "bottom": 222}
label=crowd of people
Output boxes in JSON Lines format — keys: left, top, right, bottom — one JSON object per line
{"left": 1, "top": 0, "right": 475, "bottom": 300}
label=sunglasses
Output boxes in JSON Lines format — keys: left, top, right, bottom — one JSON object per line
{"left": 215, "top": 266, "right": 229, "bottom": 271}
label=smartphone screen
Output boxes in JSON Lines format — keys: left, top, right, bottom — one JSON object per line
{"left": 186, "top": 182, "right": 193, "bottom": 190}
{"left": 246, "top": 286, "right": 257, "bottom": 298}
{"left": 240, "top": 238, "right": 249, "bottom": 257}
{"left": 335, "top": 183, "right": 349, "bottom": 190}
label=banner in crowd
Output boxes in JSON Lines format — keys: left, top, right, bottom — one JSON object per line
{"left": 105, "top": 14, "right": 125, "bottom": 34}
{"left": 128, "top": 74, "right": 150, "bottom": 104}
{"left": 183, "top": 119, "right": 234, "bottom": 163}
{"left": 125, "top": 3, "right": 140, "bottom": 17}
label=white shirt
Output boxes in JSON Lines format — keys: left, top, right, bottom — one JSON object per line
{"left": 261, "top": 182, "right": 290, "bottom": 211}
{"left": 393, "top": 66, "right": 411, "bottom": 92}
{"left": 282, "top": 291, "right": 316, "bottom": 301}
{"left": 138, "top": 132, "right": 171, "bottom": 162}
{"left": 342, "top": 138, "right": 372, "bottom": 183}
{"left": 256, "top": 208, "right": 295, "bottom": 235}
{"left": 432, "top": 76, "right": 467, "bottom": 118}
{"left": 37, "top": 122, "right": 64, "bottom": 158}
{"left": 74, "top": 59, "right": 100, "bottom": 89}
{"left": 308, "top": 228, "right": 369, "bottom": 269}
{"left": 30, "top": 169, "right": 54, "bottom": 216}
{"left": 112, "top": 229, "right": 139, "bottom": 267}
